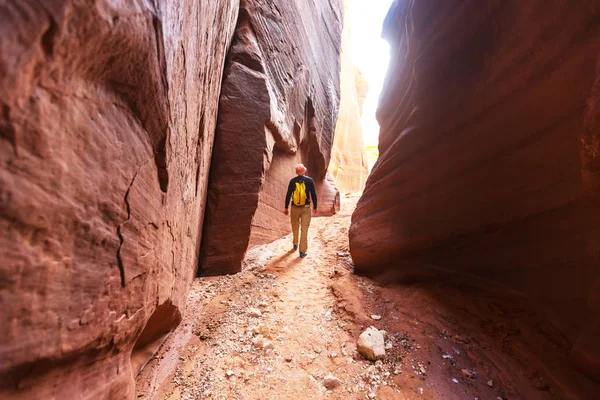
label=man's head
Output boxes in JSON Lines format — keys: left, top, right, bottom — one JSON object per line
{"left": 295, "top": 163, "right": 307, "bottom": 176}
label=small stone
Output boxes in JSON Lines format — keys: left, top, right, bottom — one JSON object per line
{"left": 461, "top": 369, "right": 476, "bottom": 379}
{"left": 452, "top": 378, "right": 459, "bottom": 383}
{"left": 371, "top": 315, "right": 382, "bottom": 320}
{"left": 487, "top": 380, "right": 494, "bottom": 387}
{"left": 248, "top": 308, "right": 262, "bottom": 317}
{"left": 323, "top": 374, "right": 342, "bottom": 390}
{"left": 285, "top": 356, "right": 293, "bottom": 362}
{"left": 385, "top": 342, "right": 393, "bottom": 350}
{"left": 367, "top": 393, "right": 376, "bottom": 399}
{"left": 226, "top": 370, "right": 235, "bottom": 377}
{"left": 251, "top": 335, "right": 273, "bottom": 350}
{"left": 357, "top": 327, "right": 386, "bottom": 361}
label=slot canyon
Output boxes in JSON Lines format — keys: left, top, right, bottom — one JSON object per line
{"left": 0, "top": 1, "right": 598, "bottom": 399}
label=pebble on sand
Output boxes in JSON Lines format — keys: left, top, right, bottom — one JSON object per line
{"left": 248, "top": 308, "right": 262, "bottom": 317}
{"left": 323, "top": 374, "right": 341, "bottom": 390}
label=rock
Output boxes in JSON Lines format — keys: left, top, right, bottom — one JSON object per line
{"left": 251, "top": 336, "right": 273, "bottom": 351}
{"left": 0, "top": 0, "right": 238, "bottom": 397}
{"left": 461, "top": 369, "right": 476, "bottom": 379}
{"left": 357, "top": 327, "right": 386, "bottom": 360}
{"left": 226, "top": 370, "right": 235, "bottom": 378}
{"left": 323, "top": 374, "right": 342, "bottom": 390}
{"left": 198, "top": 0, "right": 344, "bottom": 276}
{"left": 248, "top": 308, "right": 262, "bottom": 318}
{"left": 487, "top": 380, "right": 494, "bottom": 387}
{"left": 328, "top": 0, "right": 369, "bottom": 193}
{"left": 370, "top": 315, "right": 382, "bottom": 320}
{"left": 348, "top": 0, "right": 600, "bottom": 382}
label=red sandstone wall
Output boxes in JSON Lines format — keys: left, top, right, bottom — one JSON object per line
{"left": 199, "top": 0, "right": 343, "bottom": 276}
{"left": 0, "top": 1, "right": 238, "bottom": 398}
{"left": 349, "top": 0, "right": 600, "bottom": 381}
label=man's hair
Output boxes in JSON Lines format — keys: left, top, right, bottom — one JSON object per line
{"left": 295, "top": 164, "right": 307, "bottom": 175}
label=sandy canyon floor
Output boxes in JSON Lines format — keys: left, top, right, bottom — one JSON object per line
{"left": 136, "top": 196, "right": 599, "bottom": 400}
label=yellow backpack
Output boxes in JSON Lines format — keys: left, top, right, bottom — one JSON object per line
{"left": 292, "top": 181, "right": 307, "bottom": 206}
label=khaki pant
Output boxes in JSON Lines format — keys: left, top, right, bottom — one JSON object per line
{"left": 290, "top": 205, "right": 312, "bottom": 252}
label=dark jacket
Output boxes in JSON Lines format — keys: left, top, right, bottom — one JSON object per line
{"left": 285, "top": 175, "right": 317, "bottom": 209}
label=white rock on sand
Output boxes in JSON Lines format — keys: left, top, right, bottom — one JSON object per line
{"left": 357, "top": 327, "right": 386, "bottom": 361}
{"left": 248, "top": 308, "right": 262, "bottom": 317}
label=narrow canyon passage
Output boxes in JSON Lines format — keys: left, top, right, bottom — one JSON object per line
{"left": 2, "top": 1, "right": 600, "bottom": 398}
{"left": 136, "top": 197, "right": 599, "bottom": 400}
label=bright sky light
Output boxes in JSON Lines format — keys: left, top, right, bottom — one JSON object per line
{"left": 347, "top": 0, "right": 392, "bottom": 147}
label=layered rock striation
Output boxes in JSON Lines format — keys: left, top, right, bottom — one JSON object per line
{"left": 199, "top": 0, "right": 343, "bottom": 276}
{"left": 0, "top": 1, "right": 238, "bottom": 398}
{"left": 350, "top": 0, "right": 600, "bottom": 381}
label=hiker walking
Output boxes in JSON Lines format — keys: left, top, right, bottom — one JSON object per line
{"left": 283, "top": 163, "right": 317, "bottom": 258}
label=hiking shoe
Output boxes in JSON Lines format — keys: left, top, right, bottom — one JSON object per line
{"left": 299, "top": 252, "right": 307, "bottom": 258}
{"left": 293, "top": 244, "right": 298, "bottom": 250}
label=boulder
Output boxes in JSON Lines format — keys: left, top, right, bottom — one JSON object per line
{"left": 357, "top": 327, "right": 386, "bottom": 361}
{"left": 349, "top": 0, "right": 600, "bottom": 381}
{"left": 198, "top": 0, "right": 343, "bottom": 276}
{"left": 0, "top": 0, "right": 238, "bottom": 398}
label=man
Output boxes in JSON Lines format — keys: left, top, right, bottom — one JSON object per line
{"left": 283, "top": 163, "right": 317, "bottom": 258}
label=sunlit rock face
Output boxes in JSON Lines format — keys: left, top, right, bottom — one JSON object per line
{"left": 350, "top": 0, "right": 600, "bottom": 381}
{"left": 354, "top": 67, "right": 369, "bottom": 117}
{"left": 199, "top": 0, "right": 343, "bottom": 276}
{"left": 329, "top": 2, "right": 369, "bottom": 194}
{"left": 0, "top": 1, "right": 238, "bottom": 398}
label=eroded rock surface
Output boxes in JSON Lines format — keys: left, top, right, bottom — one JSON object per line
{"left": 199, "top": 0, "right": 343, "bottom": 276}
{"left": 350, "top": 0, "right": 600, "bottom": 381}
{"left": 0, "top": 1, "right": 238, "bottom": 398}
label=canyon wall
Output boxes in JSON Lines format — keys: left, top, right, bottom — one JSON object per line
{"left": 350, "top": 0, "right": 600, "bottom": 381}
{"left": 329, "top": 3, "right": 369, "bottom": 194}
{"left": 199, "top": 0, "right": 343, "bottom": 276}
{"left": 0, "top": 1, "right": 238, "bottom": 398}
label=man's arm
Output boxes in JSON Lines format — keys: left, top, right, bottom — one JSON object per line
{"left": 308, "top": 178, "right": 317, "bottom": 210}
{"left": 284, "top": 179, "right": 295, "bottom": 209}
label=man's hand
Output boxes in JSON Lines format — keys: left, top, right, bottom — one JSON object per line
{"left": 283, "top": 209, "right": 289, "bottom": 215}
